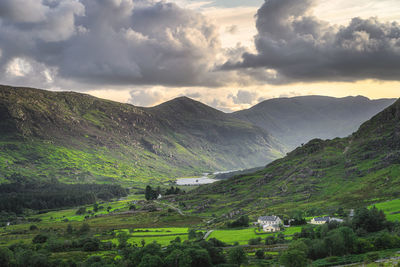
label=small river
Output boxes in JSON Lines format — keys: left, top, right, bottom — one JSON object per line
{"left": 175, "top": 170, "right": 237, "bottom": 186}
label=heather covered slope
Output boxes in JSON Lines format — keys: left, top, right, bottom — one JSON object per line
{"left": 0, "top": 85, "right": 284, "bottom": 185}
{"left": 180, "top": 98, "right": 400, "bottom": 216}
{"left": 233, "top": 95, "right": 396, "bottom": 150}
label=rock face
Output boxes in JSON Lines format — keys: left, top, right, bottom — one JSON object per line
{"left": 0, "top": 85, "right": 284, "bottom": 185}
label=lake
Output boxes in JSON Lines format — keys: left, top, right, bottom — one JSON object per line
{"left": 175, "top": 170, "right": 237, "bottom": 185}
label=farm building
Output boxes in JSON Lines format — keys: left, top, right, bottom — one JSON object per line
{"left": 310, "top": 216, "right": 330, "bottom": 224}
{"left": 263, "top": 224, "right": 280, "bottom": 232}
{"left": 258, "top": 215, "right": 282, "bottom": 226}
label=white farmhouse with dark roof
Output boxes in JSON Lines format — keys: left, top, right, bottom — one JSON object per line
{"left": 263, "top": 224, "right": 281, "bottom": 232}
{"left": 310, "top": 216, "right": 330, "bottom": 224}
{"left": 258, "top": 215, "right": 282, "bottom": 226}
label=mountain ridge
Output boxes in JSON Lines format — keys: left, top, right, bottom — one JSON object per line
{"left": 233, "top": 95, "right": 396, "bottom": 150}
{"left": 179, "top": 97, "right": 400, "bottom": 216}
{"left": 0, "top": 85, "right": 284, "bottom": 186}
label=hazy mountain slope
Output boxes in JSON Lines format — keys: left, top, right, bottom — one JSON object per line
{"left": 0, "top": 85, "right": 284, "bottom": 185}
{"left": 148, "top": 97, "right": 283, "bottom": 168}
{"left": 180, "top": 98, "right": 400, "bottom": 216}
{"left": 233, "top": 95, "right": 396, "bottom": 150}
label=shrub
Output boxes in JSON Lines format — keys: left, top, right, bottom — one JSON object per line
{"left": 255, "top": 249, "right": 264, "bottom": 259}
{"left": 248, "top": 237, "right": 262, "bottom": 245}
{"left": 75, "top": 207, "right": 86, "bottom": 215}
{"left": 364, "top": 252, "right": 379, "bottom": 263}
{"left": 32, "top": 234, "right": 48, "bottom": 244}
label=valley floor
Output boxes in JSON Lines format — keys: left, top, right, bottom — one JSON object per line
{"left": 2, "top": 195, "right": 400, "bottom": 266}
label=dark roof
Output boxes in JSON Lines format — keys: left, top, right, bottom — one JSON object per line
{"left": 313, "top": 216, "right": 330, "bottom": 222}
{"left": 258, "top": 216, "right": 280, "bottom": 221}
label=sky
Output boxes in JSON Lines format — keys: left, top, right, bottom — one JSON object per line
{"left": 0, "top": 0, "right": 400, "bottom": 112}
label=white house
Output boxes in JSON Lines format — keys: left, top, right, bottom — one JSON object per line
{"left": 263, "top": 224, "right": 280, "bottom": 232}
{"left": 310, "top": 216, "right": 330, "bottom": 224}
{"left": 258, "top": 215, "right": 282, "bottom": 226}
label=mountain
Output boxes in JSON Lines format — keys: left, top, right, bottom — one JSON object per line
{"left": 233, "top": 95, "right": 396, "bottom": 150}
{"left": 181, "top": 98, "right": 400, "bottom": 216}
{"left": 0, "top": 85, "right": 284, "bottom": 186}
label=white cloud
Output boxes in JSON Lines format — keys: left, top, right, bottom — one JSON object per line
{"left": 6, "top": 58, "right": 32, "bottom": 77}
{"left": 229, "top": 90, "right": 259, "bottom": 104}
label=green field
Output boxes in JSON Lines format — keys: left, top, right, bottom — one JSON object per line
{"left": 370, "top": 199, "right": 400, "bottom": 222}
{"left": 207, "top": 226, "right": 302, "bottom": 245}
{"left": 32, "top": 194, "right": 144, "bottom": 223}
{"left": 99, "top": 227, "right": 190, "bottom": 247}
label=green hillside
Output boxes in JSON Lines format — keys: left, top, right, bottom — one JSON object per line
{"left": 180, "top": 98, "right": 400, "bottom": 216}
{"left": 0, "top": 85, "right": 284, "bottom": 186}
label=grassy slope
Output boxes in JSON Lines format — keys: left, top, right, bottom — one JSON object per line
{"left": 180, "top": 99, "right": 400, "bottom": 217}
{"left": 0, "top": 85, "right": 284, "bottom": 186}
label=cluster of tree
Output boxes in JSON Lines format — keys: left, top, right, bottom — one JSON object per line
{"left": 164, "top": 186, "right": 182, "bottom": 195}
{"left": 283, "top": 210, "right": 307, "bottom": 226}
{"left": 0, "top": 211, "right": 18, "bottom": 227}
{"left": 145, "top": 185, "right": 160, "bottom": 201}
{"left": 226, "top": 215, "right": 250, "bottom": 228}
{"left": 280, "top": 207, "right": 400, "bottom": 266}
{"left": 247, "top": 233, "right": 286, "bottom": 246}
{"left": 0, "top": 227, "right": 250, "bottom": 267}
{"left": 0, "top": 182, "right": 127, "bottom": 213}
{"left": 145, "top": 185, "right": 184, "bottom": 200}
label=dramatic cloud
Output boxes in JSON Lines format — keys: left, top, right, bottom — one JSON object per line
{"left": 0, "top": 0, "right": 225, "bottom": 88}
{"left": 129, "top": 88, "right": 165, "bottom": 107}
{"left": 229, "top": 90, "right": 258, "bottom": 104}
{"left": 222, "top": 0, "right": 400, "bottom": 83}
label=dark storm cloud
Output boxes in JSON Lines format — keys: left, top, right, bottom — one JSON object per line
{"left": 0, "top": 0, "right": 222, "bottom": 87}
{"left": 222, "top": 0, "right": 400, "bottom": 83}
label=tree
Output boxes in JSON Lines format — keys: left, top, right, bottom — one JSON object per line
{"left": 280, "top": 249, "right": 307, "bottom": 267}
{"left": 183, "top": 248, "right": 212, "bottom": 267}
{"left": 228, "top": 246, "right": 248, "bottom": 266}
{"left": 227, "top": 215, "right": 250, "bottom": 228}
{"left": 79, "top": 223, "right": 90, "bottom": 234}
{"left": 265, "top": 235, "right": 277, "bottom": 245}
{"left": 139, "top": 254, "right": 164, "bottom": 267}
{"left": 76, "top": 207, "right": 86, "bottom": 215}
{"left": 248, "top": 237, "right": 262, "bottom": 245}
{"left": 83, "top": 238, "right": 100, "bottom": 251}
{"left": 352, "top": 207, "right": 386, "bottom": 233}
{"left": 188, "top": 229, "right": 197, "bottom": 240}
{"left": 324, "top": 230, "right": 345, "bottom": 256}
{"left": 93, "top": 203, "right": 99, "bottom": 213}
{"left": 66, "top": 224, "right": 73, "bottom": 235}
{"left": 118, "top": 232, "right": 130, "bottom": 249}
{"left": 32, "top": 234, "right": 48, "bottom": 244}
{"left": 165, "top": 249, "right": 191, "bottom": 267}
{"left": 145, "top": 185, "right": 153, "bottom": 201}
{"left": 0, "top": 247, "right": 13, "bottom": 267}
{"left": 255, "top": 249, "right": 264, "bottom": 259}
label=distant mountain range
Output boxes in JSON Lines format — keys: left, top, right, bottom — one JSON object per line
{"left": 234, "top": 95, "right": 396, "bottom": 150}
{"left": 0, "top": 85, "right": 282, "bottom": 186}
{"left": 182, "top": 98, "right": 400, "bottom": 215}
{"left": 0, "top": 84, "right": 396, "bottom": 186}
